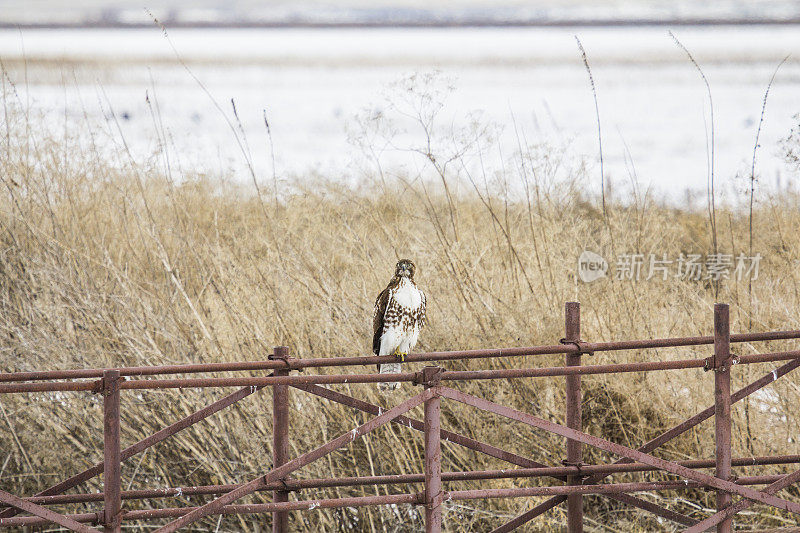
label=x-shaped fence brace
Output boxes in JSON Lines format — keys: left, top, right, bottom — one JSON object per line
{"left": 493, "top": 355, "right": 800, "bottom": 532}
{"left": 294, "top": 382, "right": 700, "bottom": 527}
{"left": 0, "top": 379, "right": 269, "bottom": 520}
{"left": 1, "top": 355, "right": 800, "bottom": 532}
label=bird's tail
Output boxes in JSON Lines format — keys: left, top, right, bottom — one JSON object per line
{"left": 378, "top": 363, "right": 401, "bottom": 391}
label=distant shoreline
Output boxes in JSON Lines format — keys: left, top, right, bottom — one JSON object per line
{"left": 2, "top": 18, "right": 800, "bottom": 30}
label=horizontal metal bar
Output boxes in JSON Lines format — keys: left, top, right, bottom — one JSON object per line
{"left": 738, "top": 350, "right": 800, "bottom": 365}
{"left": 5, "top": 350, "right": 800, "bottom": 394}
{"left": 2, "top": 330, "right": 798, "bottom": 383}
{"left": 442, "top": 358, "right": 707, "bottom": 380}
{"left": 0, "top": 360, "right": 720, "bottom": 394}
{"left": 447, "top": 476, "right": 788, "bottom": 501}
{"left": 443, "top": 350, "right": 800, "bottom": 381}
{"left": 0, "top": 489, "right": 100, "bottom": 532}
{"left": 0, "top": 493, "right": 425, "bottom": 527}
{"left": 0, "top": 372, "right": 418, "bottom": 394}
{"left": 7, "top": 463, "right": 794, "bottom": 508}
{"left": 4, "top": 349, "right": 799, "bottom": 394}
{"left": 1, "top": 473, "right": 788, "bottom": 529}
{"left": 0, "top": 380, "right": 99, "bottom": 393}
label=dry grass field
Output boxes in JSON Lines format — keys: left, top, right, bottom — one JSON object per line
{"left": 1, "top": 73, "right": 800, "bottom": 531}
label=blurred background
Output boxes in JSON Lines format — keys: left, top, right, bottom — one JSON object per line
{"left": 0, "top": 1, "right": 798, "bottom": 202}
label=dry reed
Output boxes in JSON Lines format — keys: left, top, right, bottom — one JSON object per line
{"left": 0, "top": 70, "right": 799, "bottom": 532}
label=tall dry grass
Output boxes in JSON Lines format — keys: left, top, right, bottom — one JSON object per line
{"left": 1, "top": 71, "right": 800, "bottom": 532}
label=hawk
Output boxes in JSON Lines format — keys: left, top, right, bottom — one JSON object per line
{"left": 372, "top": 259, "right": 427, "bottom": 391}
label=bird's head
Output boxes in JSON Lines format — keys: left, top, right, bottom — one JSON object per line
{"left": 395, "top": 259, "right": 416, "bottom": 279}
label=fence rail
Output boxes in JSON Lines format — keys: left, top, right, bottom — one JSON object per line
{"left": 1, "top": 302, "right": 799, "bottom": 532}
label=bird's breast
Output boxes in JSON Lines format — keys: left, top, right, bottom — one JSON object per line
{"left": 392, "top": 279, "right": 423, "bottom": 310}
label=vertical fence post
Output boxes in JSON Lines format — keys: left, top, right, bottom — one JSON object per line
{"left": 102, "top": 369, "right": 122, "bottom": 533}
{"left": 272, "top": 346, "right": 290, "bottom": 533}
{"left": 422, "top": 366, "right": 443, "bottom": 533}
{"left": 714, "top": 304, "right": 733, "bottom": 533}
{"left": 564, "top": 302, "right": 583, "bottom": 533}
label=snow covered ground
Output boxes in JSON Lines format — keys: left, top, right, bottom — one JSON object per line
{"left": 3, "top": 0, "right": 799, "bottom": 26}
{"left": 1, "top": 25, "right": 799, "bottom": 202}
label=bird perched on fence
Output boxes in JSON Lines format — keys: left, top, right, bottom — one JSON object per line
{"left": 372, "top": 259, "right": 427, "bottom": 391}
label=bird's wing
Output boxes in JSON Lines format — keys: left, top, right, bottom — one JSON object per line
{"left": 372, "top": 286, "right": 391, "bottom": 356}
{"left": 419, "top": 289, "right": 427, "bottom": 327}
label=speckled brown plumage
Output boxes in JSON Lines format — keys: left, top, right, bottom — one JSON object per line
{"left": 372, "top": 259, "right": 426, "bottom": 370}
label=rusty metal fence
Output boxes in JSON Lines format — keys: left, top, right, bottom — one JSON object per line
{"left": 1, "top": 302, "right": 800, "bottom": 532}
